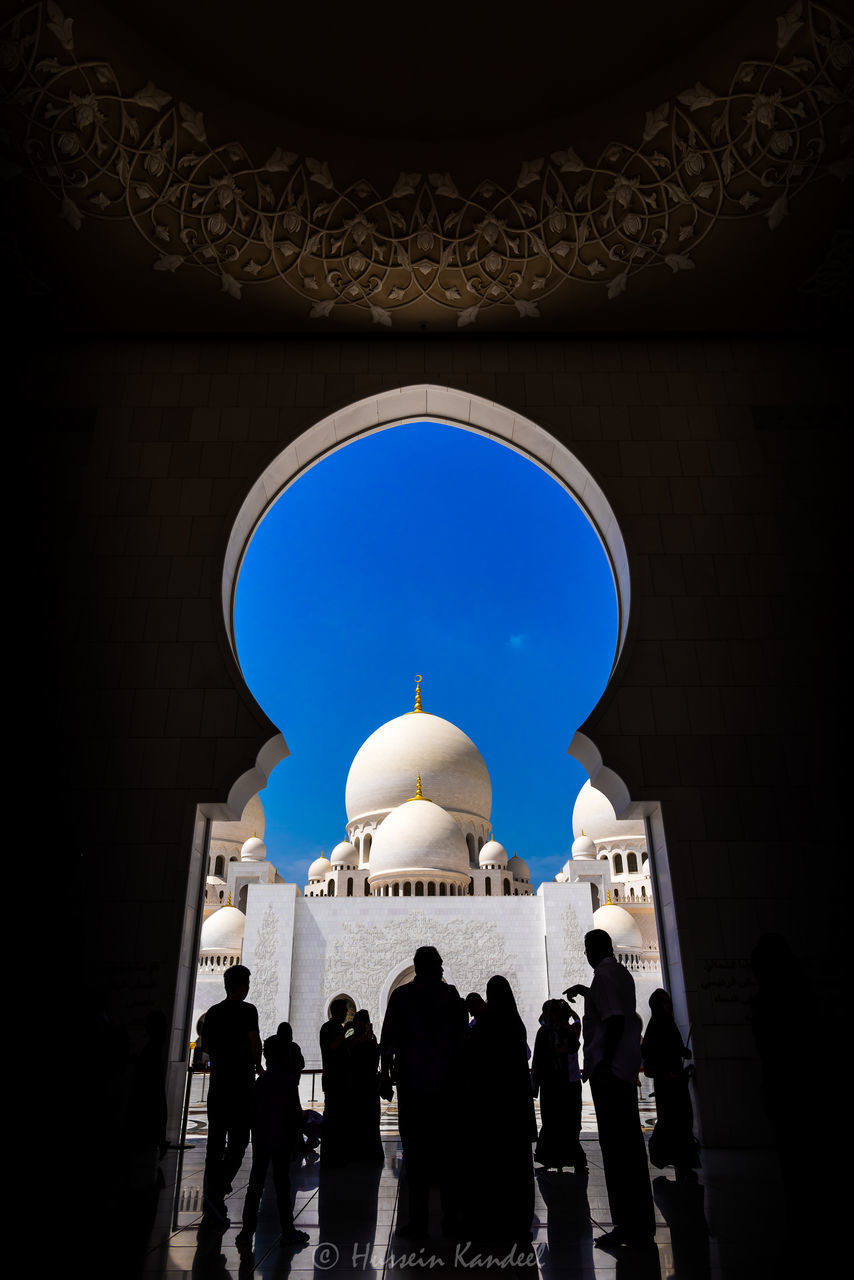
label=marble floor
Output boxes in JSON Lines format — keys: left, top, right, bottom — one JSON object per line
{"left": 125, "top": 1082, "right": 807, "bottom": 1280}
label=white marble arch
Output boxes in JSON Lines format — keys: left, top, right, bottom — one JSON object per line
{"left": 379, "top": 961, "right": 417, "bottom": 1012}
{"left": 222, "top": 384, "right": 630, "bottom": 672}
{"left": 212, "top": 385, "right": 631, "bottom": 823}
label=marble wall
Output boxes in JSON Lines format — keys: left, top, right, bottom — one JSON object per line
{"left": 241, "top": 882, "right": 595, "bottom": 1063}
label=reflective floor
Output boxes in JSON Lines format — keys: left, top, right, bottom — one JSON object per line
{"left": 127, "top": 1110, "right": 807, "bottom": 1280}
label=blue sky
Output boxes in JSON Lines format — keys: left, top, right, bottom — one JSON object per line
{"left": 234, "top": 420, "right": 618, "bottom": 888}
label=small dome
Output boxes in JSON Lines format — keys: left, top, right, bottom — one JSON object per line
{"left": 591, "top": 903, "right": 644, "bottom": 949}
{"left": 479, "top": 840, "right": 508, "bottom": 868}
{"left": 572, "top": 780, "right": 644, "bottom": 842}
{"left": 200, "top": 905, "right": 245, "bottom": 953}
{"left": 241, "top": 836, "right": 267, "bottom": 862}
{"left": 508, "top": 853, "right": 529, "bottom": 881}
{"left": 308, "top": 854, "right": 331, "bottom": 882}
{"left": 330, "top": 840, "right": 358, "bottom": 866}
{"left": 571, "top": 834, "right": 597, "bottom": 859}
{"left": 369, "top": 797, "right": 470, "bottom": 878}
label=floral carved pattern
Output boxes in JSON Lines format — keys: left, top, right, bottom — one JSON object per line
{"left": 1, "top": 3, "right": 852, "bottom": 326}
{"left": 323, "top": 915, "right": 517, "bottom": 1022}
{"left": 251, "top": 904, "right": 280, "bottom": 1039}
{"left": 560, "top": 903, "right": 589, "bottom": 996}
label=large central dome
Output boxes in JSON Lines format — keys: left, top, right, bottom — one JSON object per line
{"left": 345, "top": 711, "right": 492, "bottom": 828}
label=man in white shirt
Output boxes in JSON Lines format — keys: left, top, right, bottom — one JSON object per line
{"left": 565, "top": 929, "right": 655, "bottom": 1250}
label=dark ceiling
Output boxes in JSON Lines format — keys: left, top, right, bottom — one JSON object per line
{"left": 1, "top": 0, "right": 852, "bottom": 333}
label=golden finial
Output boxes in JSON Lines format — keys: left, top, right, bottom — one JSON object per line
{"left": 606, "top": 890, "right": 612, "bottom": 905}
{"left": 227, "top": 891, "right": 232, "bottom": 906}
{"left": 407, "top": 773, "right": 431, "bottom": 802}
{"left": 413, "top": 674, "right": 424, "bottom": 712}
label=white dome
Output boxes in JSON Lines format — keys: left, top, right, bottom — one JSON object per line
{"left": 308, "top": 854, "right": 331, "bottom": 881}
{"left": 508, "top": 853, "right": 529, "bottom": 881}
{"left": 571, "top": 834, "right": 597, "bottom": 859}
{"left": 200, "top": 905, "right": 245, "bottom": 953}
{"left": 572, "top": 780, "right": 644, "bottom": 842}
{"left": 369, "top": 798, "right": 470, "bottom": 878}
{"left": 240, "top": 836, "right": 267, "bottom": 862}
{"left": 346, "top": 711, "right": 491, "bottom": 827}
{"left": 591, "top": 903, "right": 644, "bottom": 949}
{"left": 479, "top": 840, "right": 508, "bottom": 868}
{"left": 330, "top": 841, "right": 358, "bottom": 866}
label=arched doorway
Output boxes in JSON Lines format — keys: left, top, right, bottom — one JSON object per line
{"left": 387, "top": 965, "right": 415, "bottom": 1000}
{"left": 176, "top": 386, "right": 684, "bottom": 1128}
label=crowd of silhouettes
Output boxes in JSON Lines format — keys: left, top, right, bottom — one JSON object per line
{"left": 198, "top": 932, "right": 705, "bottom": 1255}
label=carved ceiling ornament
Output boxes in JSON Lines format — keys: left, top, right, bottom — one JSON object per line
{"left": 1, "top": 3, "right": 852, "bottom": 327}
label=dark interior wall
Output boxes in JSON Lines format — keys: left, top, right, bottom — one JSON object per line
{"left": 27, "top": 333, "right": 844, "bottom": 1148}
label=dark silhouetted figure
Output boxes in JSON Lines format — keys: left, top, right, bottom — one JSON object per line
{"left": 641, "top": 989, "right": 699, "bottom": 1179}
{"left": 465, "top": 991, "right": 486, "bottom": 1028}
{"left": 467, "top": 974, "right": 535, "bottom": 1244}
{"left": 276, "top": 1021, "right": 306, "bottom": 1077}
{"left": 319, "top": 998, "right": 350, "bottom": 1167}
{"left": 235, "top": 1036, "right": 310, "bottom": 1253}
{"left": 532, "top": 998, "right": 587, "bottom": 1174}
{"left": 348, "top": 1009, "right": 384, "bottom": 1162}
{"left": 201, "top": 963, "right": 262, "bottom": 1226}
{"left": 380, "top": 945, "right": 467, "bottom": 1237}
{"left": 566, "top": 929, "right": 655, "bottom": 1251}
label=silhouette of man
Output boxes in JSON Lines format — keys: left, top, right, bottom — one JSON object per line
{"left": 319, "top": 998, "right": 350, "bottom": 1167}
{"left": 380, "top": 945, "right": 467, "bottom": 1237}
{"left": 565, "top": 929, "right": 655, "bottom": 1250}
{"left": 201, "top": 963, "right": 262, "bottom": 1225}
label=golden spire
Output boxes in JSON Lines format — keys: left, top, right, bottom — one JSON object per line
{"left": 407, "top": 773, "right": 431, "bottom": 802}
{"left": 606, "top": 890, "right": 612, "bottom": 905}
{"left": 227, "top": 891, "right": 232, "bottom": 906}
{"left": 413, "top": 674, "right": 424, "bottom": 712}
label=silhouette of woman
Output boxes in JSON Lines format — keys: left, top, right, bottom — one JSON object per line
{"left": 641, "top": 989, "right": 699, "bottom": 1179}
{"left": 467, "top": 975, "right": 534, "bottom": 1243}
{"left": 347, "top": 1010, "right": 384, "bottom": 1163}
{"left": 532, "top": 999, "right": 586, "bottom": 1174}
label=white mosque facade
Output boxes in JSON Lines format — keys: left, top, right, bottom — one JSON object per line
{"left": 193, "top": 687, "right": 662, "bottom": 1064}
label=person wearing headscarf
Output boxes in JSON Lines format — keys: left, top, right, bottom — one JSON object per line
{"left": 466, "top": 975, "right": 535, "bottom": 1244}
{"left": 641, "top": 988, "right": 699, "bottom": 1178}
{"left": 531, "top": 999, "right": 586, "bottom": 1174}
{"left": 347, "top": 1009, "right": 384, "bottom": 1163}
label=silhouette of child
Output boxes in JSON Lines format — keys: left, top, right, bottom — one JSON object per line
{"left": 236, "top": 1036, "right": 310, "bottom": 1253}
